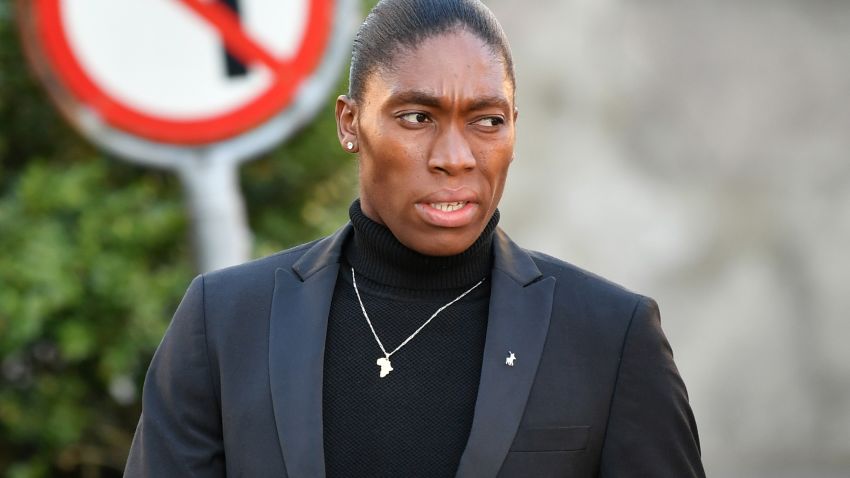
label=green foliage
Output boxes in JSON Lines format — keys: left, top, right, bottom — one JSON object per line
{"left": 0, "top": 160, "right": 191, "bottom": 476}
{"left": 0, "top": 0, "right": 367, "bottom": 475}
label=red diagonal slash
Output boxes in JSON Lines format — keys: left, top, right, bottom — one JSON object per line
{"left": 35, "top": 0, "right": 331, "bottom": 144}
{"left": 176, "top": 0, "right": 285, "bottom": 72}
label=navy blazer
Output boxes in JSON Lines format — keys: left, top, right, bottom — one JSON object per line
{"left": 125, "top": 225, "right": 704, "bottom": 477}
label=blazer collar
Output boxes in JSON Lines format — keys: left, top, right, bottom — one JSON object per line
{"left": 291, "top": 223, "right": 352, "bottom": 281}
{"left": 290, "top": 224, "right": 534, "bottom": 283}
{"left": 490, "top": 228, "right": 544, "bottom": 286}
{"left": 270, "top": 225, "right": 555, "bottom": 478}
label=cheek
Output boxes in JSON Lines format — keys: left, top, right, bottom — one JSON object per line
{"left": 478, "top": 146, "right": 513, "bottom": 181}
{"left": 360, "top": 165, "right": 393, "bottom": 207}
{"left": 359, "top": 150, "right": 413, "bottom": 202}
{"left": 373, "top": 144, "right": 426, "bottom": 182}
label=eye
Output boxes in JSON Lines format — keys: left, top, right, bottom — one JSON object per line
{"left": 472, "top": 116, "right": 505, "bottom": 127}
{"left": 399, "top": 112, "right": 430, "bottom": 124}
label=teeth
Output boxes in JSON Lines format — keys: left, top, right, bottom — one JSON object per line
{"left": 429, "top": 201, "right": 467, "bottom": 212}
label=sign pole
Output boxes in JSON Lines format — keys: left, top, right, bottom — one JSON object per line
{"left": 175, "top": 151, "right": 252, "bottom": 272}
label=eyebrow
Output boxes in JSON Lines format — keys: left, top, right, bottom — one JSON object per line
{"left": 387, "top": 90, "right": 442, "bottom": 108}
{"left": 468, "top": 96, "right": 512, "bottom": 113}
{"left": 387, "top": 90, "right": 512, "bottom": 112}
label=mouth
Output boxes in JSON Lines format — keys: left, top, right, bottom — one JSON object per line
{"left": 428, "top": 201, "right": 468, "bottom": 212}
{"left": 416, "top": 199, "right": 479, "bottom": 228}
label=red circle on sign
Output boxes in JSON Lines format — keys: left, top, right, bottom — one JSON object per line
{"left": 34, "top": 0, "right": 333, "bottom": 145}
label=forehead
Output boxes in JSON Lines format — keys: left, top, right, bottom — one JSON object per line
{"left": 362, "top": 30, "right": 514, "bottom": 106}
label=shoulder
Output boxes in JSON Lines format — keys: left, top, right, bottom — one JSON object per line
{"left": 493, "top": 228, "right": 649, "bottom": 325}
{"left": 528, "top": 247, "right": 648, "bottom": 307}
{"left": 202, "top": 238, "right": 320, "bottom": 291}
{"left": 189, "top": 234, "right": 333, "bottom": 325}
{"left": 177, "top": 233, "right": 343, "bottom": 356}
{"left": 202, "top": 218, "right": 353, "bottom": 290}
{"left": 519, "top": 246, "right": 653, "bottom": 339}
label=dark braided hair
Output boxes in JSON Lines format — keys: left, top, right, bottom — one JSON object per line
{"left": 348, "top": 0, "right": 515, "bottom": 100}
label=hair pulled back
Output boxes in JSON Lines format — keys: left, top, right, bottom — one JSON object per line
{"left": 348, "top": 0, "right": 515, "bottom": 101}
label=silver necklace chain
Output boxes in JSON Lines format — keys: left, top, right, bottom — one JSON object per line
{"left": 350, "top": 267, "right": 485, "bottom": 378}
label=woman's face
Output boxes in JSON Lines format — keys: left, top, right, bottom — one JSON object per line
{"left": 338, "top": 29, "right": 517, "bottom": 256}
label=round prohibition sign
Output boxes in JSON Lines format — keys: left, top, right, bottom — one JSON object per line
{"left": 31, "top": 0, "right": 333, "bottom": 145}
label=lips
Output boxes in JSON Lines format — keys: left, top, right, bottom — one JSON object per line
{"left": 416, "top": 191, "right": 480, "bottom": 228}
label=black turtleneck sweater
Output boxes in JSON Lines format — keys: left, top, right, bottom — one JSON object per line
{"left": 323, "top": 200, "right": 498, "bottom": 478}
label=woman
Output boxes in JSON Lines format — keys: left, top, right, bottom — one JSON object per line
{"left": 125, "top": 1, "right": 705, "bottom": 477}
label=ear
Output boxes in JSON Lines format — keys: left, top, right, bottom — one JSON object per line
{"left": 510, "top": 107, "right": 518, "bottom": 164}
{"left": 335, "top": 95, "right": 359, "bottom": 153}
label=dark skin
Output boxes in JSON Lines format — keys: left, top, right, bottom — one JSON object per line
{"left": 336, "top": 29, "right": 518, "bottom": 256}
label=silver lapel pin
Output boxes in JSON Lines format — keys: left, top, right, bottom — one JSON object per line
{"left": 505, "top": 351, "right": 516, "bottom": 367}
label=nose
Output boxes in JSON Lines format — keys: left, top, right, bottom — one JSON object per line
{"left": 428, "top": 124, "right": 476, "bottom": 175}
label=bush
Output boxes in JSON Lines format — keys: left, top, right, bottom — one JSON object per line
{"left": 0, "top": 160, "right": 191, "bottom": 476}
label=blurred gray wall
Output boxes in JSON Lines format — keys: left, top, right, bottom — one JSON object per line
{"left": 487, "top": 0, "right": 850, "bottom": 476}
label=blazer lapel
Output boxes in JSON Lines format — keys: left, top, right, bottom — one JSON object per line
{"left": 266, "top": 224, "right": 553, "bottom": 478}
{"left": 456, "top": 229, "right": 556, "bottom": 478}
{"left": 268, "top": 226, "right": 351, "bottom": 478}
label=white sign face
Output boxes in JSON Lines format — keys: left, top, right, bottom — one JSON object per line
{"left": 63, "top": 0, "right": 308, "bottom": 119}
{"left": 24, "top": 0, "right": 353, "bottom": 149}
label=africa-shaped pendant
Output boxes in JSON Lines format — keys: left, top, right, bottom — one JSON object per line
{"left": 377, "top": 356, "right": 393, "bottom": 378}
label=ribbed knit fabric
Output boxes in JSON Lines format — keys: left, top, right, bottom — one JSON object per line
{"left": 322, "top": 200, "right": 497, "bottom": 478}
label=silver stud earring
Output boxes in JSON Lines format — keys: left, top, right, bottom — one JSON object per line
{"left": 346, "top": 141, "right": 354, "bottom": 150}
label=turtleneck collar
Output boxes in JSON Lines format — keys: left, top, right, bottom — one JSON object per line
{"left": 344, "top": 199, "right": 498, "bottom": 290}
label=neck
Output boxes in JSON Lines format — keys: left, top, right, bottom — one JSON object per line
{"left": 344, "top": 199, "right": 498, "bottom": 290}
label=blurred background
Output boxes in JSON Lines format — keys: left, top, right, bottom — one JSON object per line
{"left": 0, "top": 0, "right": 847, "bottom": 476}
